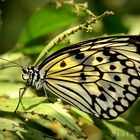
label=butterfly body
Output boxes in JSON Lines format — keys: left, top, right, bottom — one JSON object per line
{"left": 22, "top": 35, "right": 140, "bottom": 119}
{"left": 22, "top": 66, "right": 45, "bottom": 90}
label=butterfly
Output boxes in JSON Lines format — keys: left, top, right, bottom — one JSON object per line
{"left": 21, "top": 35, "right": 140, "bottom": 120}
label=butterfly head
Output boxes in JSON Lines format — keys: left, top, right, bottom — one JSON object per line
{"left": 22, "top": 66, "right": 38, "bottom": 86}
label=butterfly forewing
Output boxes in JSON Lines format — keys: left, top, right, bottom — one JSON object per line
{"left": 38, "top": 36, "right": 140, "bottom": 119}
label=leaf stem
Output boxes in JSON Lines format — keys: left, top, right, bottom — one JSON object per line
{"left": 35, "top": 11, "right": 114, "bottom": 65}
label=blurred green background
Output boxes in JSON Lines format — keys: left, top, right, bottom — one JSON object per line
{"left": 0, "top": 0, "right": 140, "bottom": 53}
{"left": 0, "top": 0, "right": 140, "bottom": 140}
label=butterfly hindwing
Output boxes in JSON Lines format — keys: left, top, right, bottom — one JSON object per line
{"left": 38, "top": 36, "right": 140, "bottom": 119}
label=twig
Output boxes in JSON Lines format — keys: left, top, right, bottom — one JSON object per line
{"left": 35, "top": 11, "right": 114, "bottom": 65}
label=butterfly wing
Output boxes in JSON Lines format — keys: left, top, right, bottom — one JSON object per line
{"left": 38, "top": 36, "right": 140, "bottom": 119}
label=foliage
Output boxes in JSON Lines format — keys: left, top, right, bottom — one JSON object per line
{"left": 0, "top": 0, "right": 140, "bottom": 140}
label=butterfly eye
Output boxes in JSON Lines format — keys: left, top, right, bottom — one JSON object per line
{"left": 22, "top": 68, "right": 29, "bottom": 80}
{"left": 22, "top": 67, "right": 28, "bottom": 74}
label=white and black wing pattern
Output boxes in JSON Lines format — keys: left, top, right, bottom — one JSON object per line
{"left": 38, "top": 35, "right": 140, "bottom": 119}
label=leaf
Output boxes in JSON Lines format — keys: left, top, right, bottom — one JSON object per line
{"left": 16, "top": 2, "right": 79, "bottom": 48}
{"left": 0, "top": 117, "right": 56, "bottom": 140}
{"left": 0, "top": 97, "right": 86, "bottom": 139}
{"left": 94, "top": 117, "right": 138, "bottom": 140}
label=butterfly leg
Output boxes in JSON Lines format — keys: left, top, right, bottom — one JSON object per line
{"left": 43, "top": 87, "right": 48, "bottom": 97}
{"left": 43, "top": 87, "right": 58, "bottom": 103}
{"left": 43, "top": 87, "right": 53, "bottom": 102}
{"left": 14, "top": 86, "right": 28, "bottom": 112}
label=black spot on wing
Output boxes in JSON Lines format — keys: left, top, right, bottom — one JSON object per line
{"left": 80, "top": 73, "right": 86, "bottom": 80}
{"left": 98, "top": 86, "right": 104, "bottom": 91}
{"left": 98, "top": 93, "right": 107, "bottom": 101}
{"left": 103, "top": 48, "right": 111, "bottom": 56}
{"left": 108, "top": 85, "right": 116, "bottom": 92}
{"left": 114, "top": 75, "right": 121, "bottom": 81}
{"left": 109, "top": 54, "right": 118, "bottom": 62}
{"left": 102, "top": 48, "right": 118, "bottom": 62}
{"left": 122, "top": 68, "right": 128, "bottom": 74}
{"left": 120, "top": 60, "right": 127, "bottom": 66}
{"left": 75, "top": 53, "right": 85, "bottom": 60}
{"left": 69, "top": 49, "right": 80, "bottom": 55}
{"left": 110, "top": 65, "right": 116, "bottom": 70}
{"left": 124, "top": 84, "right": 129, "bottom": 89}
{"left": 60, "top": 61, "right": 66, "bottom": 67}
{"left": 96, "top": 57, "right": 103, "bottom": 62}
{"left": 69, "top": 49, "right": 85, "bottom": 60}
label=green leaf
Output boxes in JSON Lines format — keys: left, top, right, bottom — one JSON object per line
{"left": 94, "top": 117, "right": 137, "bottom": 140}
{"left": 16, "top": 3, "right": 78, "bottom": 48}
{"left": 0, "top": 117, "right": 56, "bottom": 140}
{"left": 0, "top": 97, "right": 86, "bottom": 139}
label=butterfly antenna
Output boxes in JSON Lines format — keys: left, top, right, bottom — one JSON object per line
{"left": 0, "top": 57, "right": 23, "bottom": 68}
